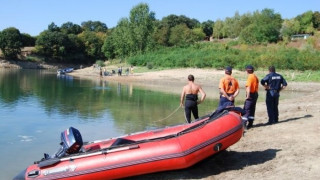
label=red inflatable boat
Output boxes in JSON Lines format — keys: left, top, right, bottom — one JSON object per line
{"left": 14, "top": 109, "right": 244, "bottom": 180}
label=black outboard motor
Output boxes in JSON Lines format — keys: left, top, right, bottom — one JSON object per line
{"left": 49, "top": 127, "right": 83, "bottom": 159}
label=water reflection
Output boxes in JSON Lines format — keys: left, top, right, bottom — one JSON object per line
{"left": 0, "top": 69, "right": 218, "bottom": 132}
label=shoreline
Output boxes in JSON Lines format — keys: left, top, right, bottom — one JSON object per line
{"left": 69, "top": 66, "right": 320, "bottom": 97}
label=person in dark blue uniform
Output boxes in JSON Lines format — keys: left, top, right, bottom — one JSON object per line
{"left": 261, "top": 66, "right": 287, "bottom": 124}
{"left": 180, "top": 75, "right": 206, "bottom": 123}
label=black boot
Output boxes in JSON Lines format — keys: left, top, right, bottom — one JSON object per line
{"left": 247, "top": 120, "right": 253, "bottom": 129}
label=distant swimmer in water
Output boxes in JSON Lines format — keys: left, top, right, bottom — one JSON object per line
{"left": 180, "top": 74, "right": 206, "bottom": 123}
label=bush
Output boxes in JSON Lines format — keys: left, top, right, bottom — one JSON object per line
{"left": 95, "top": 60, "right": 105, "bottom": 67}
{"left": 146, "top": 62, "right": 154, "bottom": 69}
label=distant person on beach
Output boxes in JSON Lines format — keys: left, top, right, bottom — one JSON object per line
{"left": 261, "top": 66, "right": 287, "bottom": 125}
{"left": 99, "top": 68, "right": 103, "bottom": 78}
{"left": 103, "top": 68, "right": 106, "bottom": 76}
{"left": 130, "top": 65, "right": 134, "bottom": 75}
{"left": 118, "top": 67, "right": 122, "bottom": 76}
{"left": 180, "top": 74, "right": 206, "bottom": 123}
{"left": 243, "top": 65, "right": 259, "bottom": 129}
{"left": 218, "top": 66, "right": 239, "bottom": 108}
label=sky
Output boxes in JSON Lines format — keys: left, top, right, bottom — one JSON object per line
{"left": 0, "top": 0, "right": 319, "bottom": 36}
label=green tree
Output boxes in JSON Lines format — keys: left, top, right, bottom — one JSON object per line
{"left": 161, "top": 14, "right": 199, "bottom": 29}
{"left": 129, "top": 3, "right": 156, "bottom": 53}
{"left": 192, "top": 27, "right": 206, "bottom": 41}
{"left": 280, "top": 19, "right": 300, "bottom": 39}
{"left": 223, "top": 17, "right": 235, "bottom": 38}
{"left": 296, "top": 11, "right": 314, "bottom": 33}
{"left": 81, "top": 21, "right": 108, "bottom": 33}
{"left": 101, "top": 35, "right": 115, "bottom": 59}
{"left": 239, "top": 24, "right": 261, "bottom": 44}
{"left": 201, "top": 20, "right": 214, "bottom": 37}
{"left": 47, "top": 22, "right": 60, "bottom": 32}
{"left": 223, "top": 12, "right": 244, "bottom": 39}
{"left": 169, "top": 24, "right": 196, "bottom": 46}
{"left": 21, "top": 33, "right": 36, "bottom": 47}
{"left": 240, "top": 9, "right": 282, "bottom": 43}
{"left": 152, "top": 25, "right": 170, "bottom": 46}
{"left": 35, "top": 30, "right": 70, "bottom": 60}
{"left": 0, "top": 27, "right": 23, "bottom": 59}
{"left": 107, "top": 18, "right": 132, "bottom": 58}
{"left": 61, "top": 22, "right": 82, "bottom": 34}
{"left": 312, "top": 11, "right": 320, "bottom": 30}
{"left": 238, "top": 13, "right": 253, "bottom": 32}
{"left": 213, "top": 19, "right": 224, "bottom": 39}
{"left": 78, "top": 31, "right": 105, "bottom": 60}
{"left": 102, "top": 3, "right": 156, "bottom": 58}
{"left": 67, "top": 34, "right": 86, "bottom": 62}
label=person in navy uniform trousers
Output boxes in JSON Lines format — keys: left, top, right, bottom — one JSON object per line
{"left": 261, "top": 66, "right": 287, "bottom": 124}
{"left": 243, "top": 65, "right": 259, "bottom": 129}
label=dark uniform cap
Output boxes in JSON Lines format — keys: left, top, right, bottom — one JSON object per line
{"left": 225, "top": 66, "right": 232, "bottom": 72}
{"left": 246, "top": 65, "right": 254, "bottom": 70}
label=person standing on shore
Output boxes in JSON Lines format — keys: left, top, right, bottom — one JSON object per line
{"left": 180, "top": 74, "right": 206, "bottom": 123}
{"left": 261, "top": 66, "right": 287, "bottom": 125}
{"left": 218, "top": 66, "right": 240, "bottom": 108}
{"left": 99, "top": 67, "right": 103, "bottom": 78}
{"left": 243, "top": 65, "right": 259, "bottom": 129}
{"left": 130, "top": 65, "right": 134, "bottom": 75}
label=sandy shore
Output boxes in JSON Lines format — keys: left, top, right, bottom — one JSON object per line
{"left": 70, "top": 67, "right": 320, "bottom": 180}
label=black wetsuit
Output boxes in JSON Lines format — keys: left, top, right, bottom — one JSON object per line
{"left": 184, "top": 94, "right": 198, "bottom": 123}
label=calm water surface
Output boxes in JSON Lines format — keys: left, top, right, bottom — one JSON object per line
{"left": 0, "top": 69, "right": 219, "bottom": 179}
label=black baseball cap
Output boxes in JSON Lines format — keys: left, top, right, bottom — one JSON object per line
{"left": 245, "top": 65, "right": 254, "bottom": 70}
{"left": 225, "top": 66, "right": 232, "bottom": 72}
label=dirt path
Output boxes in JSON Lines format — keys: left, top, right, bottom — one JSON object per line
{"left": 70, "top": 67, "right": 320, "bottom": 180}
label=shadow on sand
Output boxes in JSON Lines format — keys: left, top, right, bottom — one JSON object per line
{"left": 126, "top": 114, "right": 311, "bottom": 179}
{"left": 253, "top": 114, "right": 313, "bottom": 128}
{"left": 128, "top": 149, "right": 281, "bottom": 180}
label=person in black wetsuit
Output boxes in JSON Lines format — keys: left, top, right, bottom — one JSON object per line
{"left": 180, "top": 74, "right": 206, "bottom": 123}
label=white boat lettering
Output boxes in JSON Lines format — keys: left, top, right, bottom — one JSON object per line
{"left": 42, "top": 165, "right": 76, "bottom": 176}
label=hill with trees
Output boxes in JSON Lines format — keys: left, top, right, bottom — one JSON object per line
{"left": 0, "top": 3, "right": 319, "bottom": 71}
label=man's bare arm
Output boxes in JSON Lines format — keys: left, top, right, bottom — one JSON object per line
{"left": 180, "top": 87, "right": 186, "bottom": 107}
{"left": 198, "top": 87, "right": 206, "bottom": 104}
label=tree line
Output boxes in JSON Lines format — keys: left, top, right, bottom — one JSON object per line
{"left": 0, "top": 3, "right": 319, "bottom": 65}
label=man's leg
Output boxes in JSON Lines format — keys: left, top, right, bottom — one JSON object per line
{"left": 249, "top": 93, "right": 258, "bottom": 124}
{"left": 243, "top": 98, "right": 253, "bottom": 128}
{"left": 184, "top": 101, "right": 192, "bottom": 123}
{"left": 274, "top": 96, "right": 279, "bottom": 123}
{"left": 184, "top": 108, "right": 191, "bottom": 123}
{"left": 266, "top": 93, "right": 274, "bottom": 123}
{"left": 191, "top": 105, "right": 199, "bottom": 120}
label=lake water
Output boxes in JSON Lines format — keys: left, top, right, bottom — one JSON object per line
{"left": 0, "top": 69, "right": 221, "bottom": 179}
{"left": 0, "top": 69, "right": 301, "bottom": 179}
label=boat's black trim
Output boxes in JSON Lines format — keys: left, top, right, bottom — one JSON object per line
{"left": 38, "top": 158, "right": 61, "bottom": 168}
{"left": 110, "top": 138, "right": 136, "bottom": 148}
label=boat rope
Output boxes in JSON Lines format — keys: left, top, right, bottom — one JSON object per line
{"left": 154, "top": 105, "right": 181, "bottom": 122}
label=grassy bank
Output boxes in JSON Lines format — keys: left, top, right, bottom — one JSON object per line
{"left": 127, "top": 39, "right": 320, "bottom": 70}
